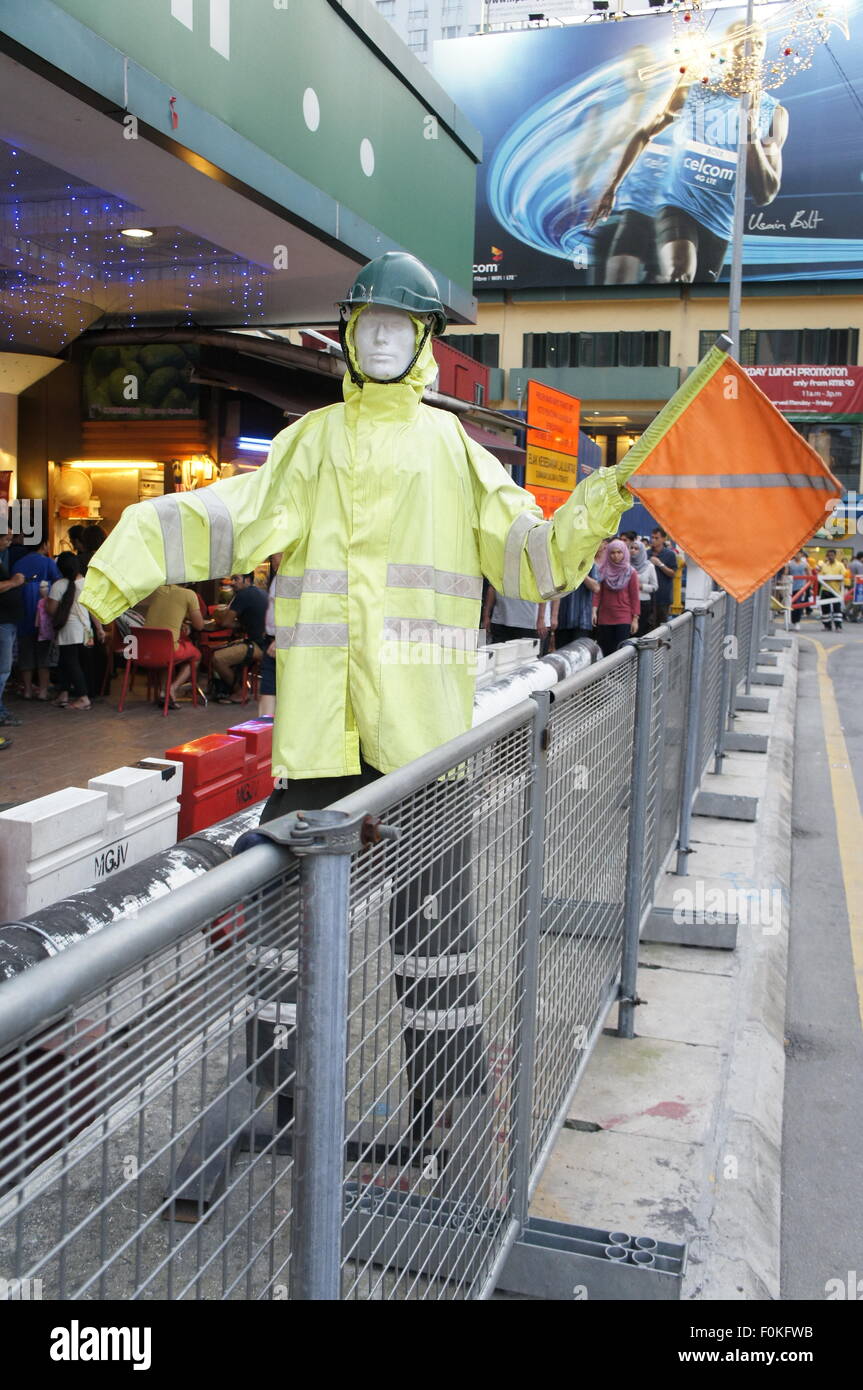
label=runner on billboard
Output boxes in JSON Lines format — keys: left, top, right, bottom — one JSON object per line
{"left": 588, "top": 22, "right": 789, "bottom": 283}
{"left": 603, "top": 123, "right": 674, "bottom": 283}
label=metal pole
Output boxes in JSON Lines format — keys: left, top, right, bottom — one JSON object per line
{"left": 713, "top": 594, "right": 736, "bottom": 774}
{"left": 727, "top": 0, "right": 755, "bottom": 358}
{"left": 512, "top": 692, "right": 551, "bottom": 1228}
{"left": 746, "top": 593, "right": 760, "bottom": 694}
{"left": 619, "top": 636, "right": 661, "bottom": 1038}
{"left": 675, "top": 607, "right": 707, "bottom": 876}
{"left": 291, "top": 811, "right": 353, "bottom": 1301}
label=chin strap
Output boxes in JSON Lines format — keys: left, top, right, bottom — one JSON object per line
{"left": 339, "top": 311, "right": 432, "bottom": 389}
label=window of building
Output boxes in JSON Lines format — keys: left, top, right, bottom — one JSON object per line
{"left": 451, "top": 333, "right": 500, "bottom": 368}
{"left": 522, "top": 331, "right": 670, "bottom": 369}
{"left": 443, "top": 25, "right": 461, "bottom": 38}
{"left": 408, "top": 3, "right": 428, "bottom": 19}
{"left": 697, "top": 328, "right": 859, "bottom": 366}
{"left": 407, "top": 29, "right": 428, "bottom": 50}
{"left": 377, "top": 0, "right": 395, "bottom": 16}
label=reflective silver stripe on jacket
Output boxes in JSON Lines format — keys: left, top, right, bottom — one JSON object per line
{"left": 634, "top": 473, "right": 837, "bottom": 491}
{"left": 381, "top": 617, "right": 479, "bottom": 649}
{"left": 190, "top": 488, "right": 235, "bottom": 578}
{"left": 275, "top": 570, "right": 349, "bottom": 598}
{"left": 148, "top": 494, "right": 186, "bottom": 583}
{"left": 392, "top": 952, "right": 475, "bottom": 979}
{"left": 274, "top": 623, "right": 349, "bottom": 649}
{"left": 525, "top": 520, "right": 569, "bottom": 600}
{"left": 502, "top": 511, "right": 537, "bottom": 598}
{"left": 402, "top": 1004, "right": 482, "bottom": 1032}
{"left": 386, "top": 564, "right": 483, "bottom": 601}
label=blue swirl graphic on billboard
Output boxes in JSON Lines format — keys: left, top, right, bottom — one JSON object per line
{"left": 487, "top": 52, "right": 668, "bottom": 265}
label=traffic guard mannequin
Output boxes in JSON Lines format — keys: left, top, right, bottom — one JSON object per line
{"left": 81, "top": 251, "right": 639, "bottom": 808}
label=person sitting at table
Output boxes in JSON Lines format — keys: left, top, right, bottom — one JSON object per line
{"left": 143, "top": 583, "right": 205, "bottom": 709}
{"left": 210, "top": 573, "right": 268, "bottom": 704}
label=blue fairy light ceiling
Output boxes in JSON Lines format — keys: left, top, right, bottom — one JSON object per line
{"left": 0, "top": 140, "right": 271, "bottom": 353}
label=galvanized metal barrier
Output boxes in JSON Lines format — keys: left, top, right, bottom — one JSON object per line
{"left": 0, "top": 586, "right": 774, "bottom": 1300}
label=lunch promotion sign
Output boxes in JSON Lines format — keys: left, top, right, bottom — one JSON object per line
{"left": 433, "top": 2, "right": 862, "bottom": 288}
{"left": 744, "top": 365, "right": 863, "bottom": 420}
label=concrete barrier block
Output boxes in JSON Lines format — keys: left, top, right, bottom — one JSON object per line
{"left": 88, "top": 761, "right": 183, "bottom": 819}
{"left": 0, "top": 787, "right": 108, "bottom": 860}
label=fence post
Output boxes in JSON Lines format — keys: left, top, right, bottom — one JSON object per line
{"left": 619, "top": 636, "right": 663, "bottom": 1039}
{"left": 746, "top": 593, "right": 760, "bottom": 694}
{"left": 675, "top": 606, "right": 707, "bottom": 876}
{"left": 265, "top": 807, "right": 398, "bottom": 1301}
{"left": 511, "top": 693, "right": 550, "bottom": 1229}
{"left": 713, "top": 594, "right": 736, "bottom": 774}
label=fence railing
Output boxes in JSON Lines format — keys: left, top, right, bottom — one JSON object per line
{"left": 0, "top": 585, "right": 774, "bottom": 1301}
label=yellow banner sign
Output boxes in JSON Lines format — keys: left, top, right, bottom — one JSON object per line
{"left": 526, "top": 445, "right": 579, "bottom": 492}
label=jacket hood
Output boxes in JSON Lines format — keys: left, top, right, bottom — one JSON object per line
{"left": 342, "top": 305, "right": 438, "bottom": 407}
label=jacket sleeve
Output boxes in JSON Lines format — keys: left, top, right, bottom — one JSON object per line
{"left": 80, "top": 429, "right": 305, "bottom": 623}
{"left": 460, "top": 421, "right": 633, "bottom": 602}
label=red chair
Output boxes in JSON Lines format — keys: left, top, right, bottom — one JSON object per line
{"left": 237, "top": 654, "right": 261, "bottom": 705}
{"left": 117, "top": 627, "right": 200, "bottom": 717}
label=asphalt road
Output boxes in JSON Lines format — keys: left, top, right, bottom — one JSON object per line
{"left": 781, "top": 617, "right": 863, "bottom": 1300}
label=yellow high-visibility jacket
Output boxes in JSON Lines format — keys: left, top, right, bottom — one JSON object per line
{"left": 82, "top": 327, "right": 635, "bottom": 779}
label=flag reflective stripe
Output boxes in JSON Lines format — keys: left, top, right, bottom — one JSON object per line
{"left": 148, "top": 495, "right": 185, "bottom": 583}
{"left": 525, "top": 519, "right": 569, "bottom": 599}
{"left": 503, "top": 511, "right": 538, "bottom": 597}
{"left": 274, "top": 623, "right": 349, "bottom": 648}
{"left": 275, "top": 570, "right": 348, "bottom": 598}
{"left": 381, "top": 617, "right": 479, "bottom": 648}
{"left": 386, "top": 564, "right": 482, "bottom": 600}
{"left": 635, "top": 473, "right": 837, "bottom": 491}
{"left": 190, "top": 488, "right": 235, "bottom": 577}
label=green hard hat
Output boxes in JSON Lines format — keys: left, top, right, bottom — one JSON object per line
{"left": 339, "top": 252, "right": 447, "bottom": 336}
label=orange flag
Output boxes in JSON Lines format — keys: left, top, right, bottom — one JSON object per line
{"left": 616, "top": 338, "right": 842, "bottom": 600}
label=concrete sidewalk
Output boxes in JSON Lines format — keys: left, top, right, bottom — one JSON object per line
{"left": 529, "top": 633, "right": 798, "bottom": 1300}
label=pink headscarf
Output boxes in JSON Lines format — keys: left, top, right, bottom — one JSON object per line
{"left": 599, "top": 539, "right": 633, "bottom": 591}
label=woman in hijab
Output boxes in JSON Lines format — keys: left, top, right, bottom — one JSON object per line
{"left": 594, "top": 537, "right": 641, "bottom": 656}
{"left": 629, "top": 537, "right": 658, "bottom": 635}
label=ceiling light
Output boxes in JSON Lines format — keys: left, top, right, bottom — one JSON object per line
{"left": 119, "top": 228, "right": 155, "bottom": 241}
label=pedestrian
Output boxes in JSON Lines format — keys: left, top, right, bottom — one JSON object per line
{"left": 46, "top": 553, "right": 102, "bottom": 710}
{"left": 10, "top": 534, "right": 60, "bottom": 700}
{"left": 0, "top": 521, "right": 26, "bottom": 733}
{"left": 648, "top": 526, "right": 678, "bottom": 626}
{"left": 482, "top": 586, "right": 543, "bottom": 646}
{"left": 77, "top": 525, "right": 107, "bottom": 576}
{"left": 594, "top": 537, "right": 640, "bottom": 655}
{"left": 142, "top": 583, "right": 206, "bottom": 708}
{"left": 787, "top": 550, "right": 808, "bottom": 627}
{"left": 211, "top": 573, "right": 268, "bottom": 703}
{"left": 816, "top": 549, "right": 849, "bottom": 632}
{"left": 628, "top": 537, "right": 658, "bottom": 633}
{"left": 554, "top": 550, "right": 602, "bottom": 647}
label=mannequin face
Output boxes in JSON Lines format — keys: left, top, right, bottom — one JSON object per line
{"left": 353, "top": 306, "right": 418, "bottom": 380}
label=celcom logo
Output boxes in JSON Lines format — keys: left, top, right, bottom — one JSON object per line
{"left": 50, "top": 1321, "right": 151, "bottom": 1371}
{"left": 474, "top": 247, "right": 504, "bottom": 274}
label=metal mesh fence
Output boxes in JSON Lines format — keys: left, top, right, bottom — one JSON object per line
{"left": 697, "top": 594, "right": 727, "bottom": 778}
{"left": 339, "top": 717, "right": 534, "bottom": 1300}
{"left": 0, "top": 866, "right": 300, "bottom": 1300}
{"left": 530, "top": 651, "right": 638, "bottom": 1174}
{"left": 639, "top": 641, "right": 669, "bottom": 923}
{"left": 656, "top": 617, "right": 692, "bottom": 869}
{"left": 736, "top": 594, "right": 755, "bottom": 693}
{"left": 0, "top": 586, "right": 769, "bottom": 1301}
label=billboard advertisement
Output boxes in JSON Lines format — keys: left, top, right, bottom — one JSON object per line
{"left": 433, "top": 3, "right": 861, "bottom": 288}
